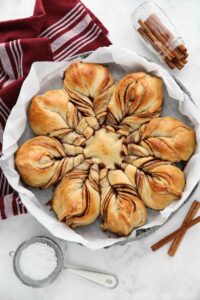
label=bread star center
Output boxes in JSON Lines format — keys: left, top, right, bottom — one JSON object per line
{"left": 84, "top": 128, "right": 123, "bottom": 169}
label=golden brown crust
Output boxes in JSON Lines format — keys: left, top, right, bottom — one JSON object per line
{"left": 15, "top": 136, "right": 84, "bottom": 188}
{"left": 28, "top": 89, "right": 80, "bottom": 135}
{"left": 124, "top": 157, "right": 185, "bottom": 210}
{"left": 100, "top": 169, "right": 147, "bottom": 236}
{"left": 52, "top": 161, "right": 100, "bottom": 227}
{"left": 15, "top": 62, "right": 196, "bottom": 236}
{"left": 106, "top": 72, "right": 163, "bottom": 135}
{"left": 126, "top": 116, "right": 196, "bottom": 162}
{"left": 63, "top": 62, "right": 115, "bottom": 124}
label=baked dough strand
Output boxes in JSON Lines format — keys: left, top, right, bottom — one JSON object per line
{"left": 15, "top": 63, "right": 196, "bottom": 237}
{"left": 52, "top": 161, "right": 100, "bottom": 227}
{"left": 126, "top": 116, "right": 196, "bottom": 162}
{"left": 124, "top": 157, "right": 185, "bottom": 210}
{"left": 15, "top": 136, "right": 84, "bottom": 188}
{"left": 63, "top": 62, "right": 115, "bottom": 124}
{"left": 100, "top": 168, "right": 147, "bottom": 236}
{"left": 106, "top": 72, "right": 163, "bottom": 135}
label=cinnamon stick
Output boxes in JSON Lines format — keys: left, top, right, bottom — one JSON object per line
{"left": 137, "top": 27, "right": 176, "bottom": 71}
{"left": 146, "top": 15, "right": 188, "bottom": 70}
{"left": 148, "top": 14, "right": 188, "bottom": 58}
{"left": 164, "top": 58, "right": 176, "bottom": 69}
{"left": 173, "top": 59, "right": 184, "bottom": 70}
{"left": 136, "top": 13, "right": 188, "bottom": 70}
{"left": 151, "top": 215, "right": 200, "bottom": 252}
{"left": 149, "top": 14, "right": 187, "bottom": 55}
{"left": 138, "top": 19, "right": 174, "bottom": 61}
{"left": 181, "top": 58, "right": 188, "bottom": 64}
{"left": 178, "top": 44, "right": 187, "bottom": 53}
{"left": 145, "top": 19, "right": 184, "bottom": 61}
{"left": 137, "top": 27, "right": 164, "bottom": 57}
{"left": 168, "top": 201, "right": 200, "bottom": 256}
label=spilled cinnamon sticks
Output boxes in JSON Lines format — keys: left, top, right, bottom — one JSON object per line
{"left": 137, "top": 14, "right": 188, "bottom": 70}
{"left": 151, "top": 201, "right": 200, "bottom": 256}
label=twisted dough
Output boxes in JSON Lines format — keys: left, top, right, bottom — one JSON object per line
{"left": 15, "top": 136, "right": 84, "bottom": 188}
{"left": 124, "top": 157, "right": 185, "bottom": 210}
{"left": 106, "top": 72, "right": 163, "bottom": 135}
{"left": 63, "top": 62, "right": 115, "bottom": 124}
{"left": 29, "top": 88, "right": 101, "bottom": 145}
{"left": 126, "top": 116, "right": 196, "bottom": 162}
{"left": 28, "top": 89, "right": 80, "bottom": 135}
{"left": 16, "top": 62, "right": 196, "bottom": 237}
{"left": 100, "top": 169, "right": 147, "bottom": 236}
{"left": 52, "top": 161, "right": 100, "bottom": 227}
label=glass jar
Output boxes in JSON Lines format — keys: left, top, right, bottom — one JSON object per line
{"left": 131, "top": 2, "right": 188, "bottom": 70}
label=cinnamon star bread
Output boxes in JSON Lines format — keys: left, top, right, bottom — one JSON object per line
{"left": 15, "top": 62, "right": 196, "bottom": 236}
{"left": 52, "top": 160, "right": 100, "bottom": 227}
{"left": 15, "top": 136, "right": 83, "bottom": 188}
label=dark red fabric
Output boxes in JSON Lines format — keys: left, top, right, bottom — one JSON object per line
{"left": 21, "top": 38, "right": 52, "bottom": 75}
{"left": 0, "top": 0, "right": 46, "bottom": 42}
{"left": 0, "top": 0, "right": 111, "bottom": 219}
{"left": 0, "top": 78, "right": 24, "bottom": 126}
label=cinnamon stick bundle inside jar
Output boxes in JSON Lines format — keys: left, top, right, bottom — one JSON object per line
{"left": 131, "top": 2, "right": 188, "bottom": 70}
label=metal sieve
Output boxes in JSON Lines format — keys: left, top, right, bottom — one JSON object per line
{"left": 9, "top": 236, "right": 118, "bottom": 288}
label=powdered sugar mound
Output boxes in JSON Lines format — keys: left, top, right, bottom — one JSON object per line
{"left": 19, "top": 242, "right": 57, "bottom": 280}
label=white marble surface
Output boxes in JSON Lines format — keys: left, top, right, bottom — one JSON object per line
{"left": 1, "top": 0, "right": 200, "bottom": 299}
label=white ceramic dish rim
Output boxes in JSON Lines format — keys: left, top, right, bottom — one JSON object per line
{"left": 1, "top": 47, "right": 200, "bottom": 249}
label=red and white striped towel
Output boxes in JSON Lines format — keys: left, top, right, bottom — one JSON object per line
{"left": 0, "top": 0, "right": 111, "bottom": 219}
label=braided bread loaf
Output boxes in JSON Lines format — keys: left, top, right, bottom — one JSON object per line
{"left": 15, "top": 136, "right": 83, "bottom": 188}
{"left": 53, "top": 161, "right": 100, "bottom": 227}
{"left": 15, "top": 62, "right": 196, "bottom": 236}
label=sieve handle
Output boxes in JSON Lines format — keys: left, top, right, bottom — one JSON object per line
{"left": 64, "top": 266, "right": 118, "bottom": 288}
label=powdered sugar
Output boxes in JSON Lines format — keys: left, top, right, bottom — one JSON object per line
{"left": 19, "top": 242, "right": 57, "bottom": 280}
